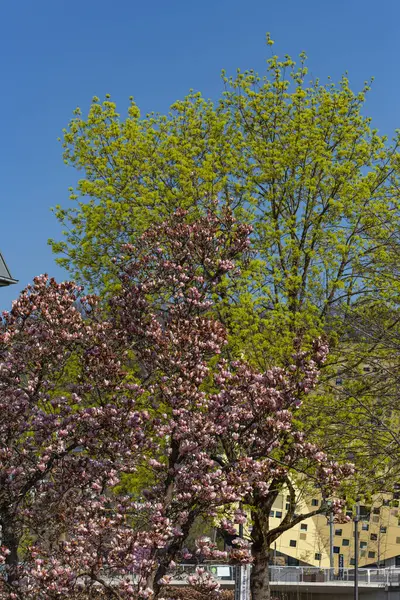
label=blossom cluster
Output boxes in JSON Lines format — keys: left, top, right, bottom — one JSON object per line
{"left": 0, "top": 208, "right": 351, "bottom": 599}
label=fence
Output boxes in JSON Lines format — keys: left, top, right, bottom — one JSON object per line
{"left": 176, "top": 564, "right": 400, "bottom": 587}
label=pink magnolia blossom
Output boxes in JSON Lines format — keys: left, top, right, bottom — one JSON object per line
{"left": 0, "top": 207, "right": 351, "bottom": 599}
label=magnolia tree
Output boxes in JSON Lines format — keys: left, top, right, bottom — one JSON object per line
{"left": 0, "top": 276, "right": 152, "bottom": 599}
{"left": 0, "top": 208, "right": 352, "bottom": 600}
{"left": 96, "top": 207, "right": 352, "bottom": 600}
{"left": 0, "top": 208, "right": 249, "bottom": 599}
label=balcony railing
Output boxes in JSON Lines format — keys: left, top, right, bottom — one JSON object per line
{"left": 175, "top": 564, "right": 400, "bottom": 587}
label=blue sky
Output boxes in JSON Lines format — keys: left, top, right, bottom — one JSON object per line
{"left": 1, "top": 0, "right": 399, "bottom": 310}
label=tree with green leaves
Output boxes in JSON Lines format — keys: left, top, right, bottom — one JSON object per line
{"left": 52, "top": 36, "right": 400, "bottom": 355}
{"left": 51, "top": 36, "right": 400, "bottom": 508}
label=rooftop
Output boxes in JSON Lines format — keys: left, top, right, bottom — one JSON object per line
{"left": 0, "top": 251, "right": 17, "bottom": 287}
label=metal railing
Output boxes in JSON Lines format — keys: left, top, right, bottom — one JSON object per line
{"left": 269, "top": 565, "right": 400, "bottom": 585}
{"left": 175, "top": 564, "right": 400, "bottom": 587}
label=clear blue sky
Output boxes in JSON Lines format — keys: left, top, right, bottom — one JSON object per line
{"left": 1, "top": 0, "right": 399, "bottom": 310}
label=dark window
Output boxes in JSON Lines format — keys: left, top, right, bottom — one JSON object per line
{"left": 363, "top": 367, "right": 371, "bottom": 372}
{"left": 300, "top": 524, "right": 308, "bottom": 531}
{"left": 315, "top": 553, "right": 321, "bottom": 561}
{"left": 342, "top": 539, "right": 350, "bottom": 546}
{"left": 285, "top": 503, "right": 290, "bottom": 511}
{"left": 368, "top": 551, "right": 375, "bottom": 559}
{"left": 396, "top": 537, "right": 400, "bottom": 544}
{"left": 383, "top": 499, "right": 390, "bottom": 506}
{"left": 289, "top": 540, "right": 297, "bottom": 548}
{"left": 362, "top": 523, "right": 369, "bottom": 531}
{"left": 360, "top": 541, "right": 367, "bottom": 549}
{"left": 350, "top": 558, "right": 355, "bottom": 565}
{"left": 333, "top": 546, "right": 340, "bottom": 554}
{"left": 373, "top": 507, "right": 380, "bottom": 515}
{"left": 270, "top": 511, "right": 274, "bottom": 517}
{"left": 286, "top": 495, "right": 291, "bottom": 502}
{"left": 311, "top": 499, "right": 319, "bottom": 507}
{"left": 336, "top": 378, "right": 343, "bottom": 385}
{"left": 380, "top": 526, "right": 387, "bottom": 534}
{"left": 370, "top": 533, "right": 378, "bottom": 541}
{"left": 335, "top": 529, "right": 342, "bottom": 536}
{"left": 276, "top": 511, "right": 282, "bottom": 519}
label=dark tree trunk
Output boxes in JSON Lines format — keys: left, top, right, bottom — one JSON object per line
{"left": 250, "top": 548, "right": 271, "bottom": 600}
{"left": 250, "top": 509, "right": 271, "bottom": 600}
{"left": 148, "top": 510, "right": 198, "bottom": 598}
{"left": 1, "top": 516, "right": 20, "bottom": 585}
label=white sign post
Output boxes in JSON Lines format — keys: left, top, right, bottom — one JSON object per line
{"left": 235, "top": 565, "right": 250, "bottom": 600}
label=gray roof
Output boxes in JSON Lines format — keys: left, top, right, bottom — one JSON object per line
{"left": 0, "top": 251, "right": 17, "bottom": 287}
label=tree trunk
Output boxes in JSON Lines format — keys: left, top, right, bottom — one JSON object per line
{"left": 250, "top": 548, "right": 271, "bottom": 600}
{"left": 250, "top": 509, "right": 271, "bottom": 600}
{"left": 1, "top": 516, "right": 20, "bottom": 585}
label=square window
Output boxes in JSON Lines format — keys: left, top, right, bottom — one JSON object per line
{"left": 286, "top": 495, "right": 291, "bottom": 502}
{"left": 368, "top": 551, "right": 375, "bottom": 559}
{"left": 315, "top": 553, "right": 321, "bottom": 561}
{"left": 362, "top": 523, "right": 369, "bottom": 531}
{"left": 360, "top": 541, "right": 367, "bottom": 549}
{"left": 335, "top": 529, "right": 342, "bottom": 536}
{"left": 300, "top": 524, "right": 308, "bottom": 531}
{"left": 311, "top": 499, "right": 319, "bottom": 507}
{"left": 285, "top": 503, "right": 290, "bottom": 511}
{"left": 396, "top": 537, "right": 400, "bottom": 544}
{"left": 350, "top": 558, "right": 355, "bottom": 566}
{"left": 373, "top": 507, "right": 380, "bottom": 515}
{"left": 363, "top": 366, "right": 371, "bottom": 372}
{"left": 342, "top": 539, "right": 350, "bottom": 546}
{"left": 380, "top": 526, "right": 387, "bottom": 534}
{"left": 370, "top": 533, "right": 378, "bottom": 541}
{"left": 276, "top": 511, "right": 282, "bottom": 519}
{"left": 289, "top": 540, "right": 297, "bottom": 548}
{"left": 300, "top": 533, "right": 307, "bottom": 541}
{"left": 333, "top": 546, "right": 340, "bottom": 554}
{"left": 270, "top": 511, "right": 274, "bottom": 517}
{"left": 336, "top": 378, "right": 343, "bottom": 385}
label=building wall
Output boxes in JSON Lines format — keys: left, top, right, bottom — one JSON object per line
{"left": 269, "top": 490, "right": 400, "bottom": 569}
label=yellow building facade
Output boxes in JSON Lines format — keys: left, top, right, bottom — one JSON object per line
{"left": 269, "top": 490, "right": 400, "bottom": 569}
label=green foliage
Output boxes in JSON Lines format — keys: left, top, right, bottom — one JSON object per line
{"left": 51, "top": 93, "right": 237, "bottom": 292}
{"left": 51, "top": 46, "right": 400, "bottom": 358}
{"left": 51, "top": 41, "right": 400, "bottom": 491}
{"left": 300, "top": 303, "right": 400, "bottom": 495}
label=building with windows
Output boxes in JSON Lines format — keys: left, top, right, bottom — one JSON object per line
{"left": 269, "top": 489, "right": 400, "bottom": 570}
